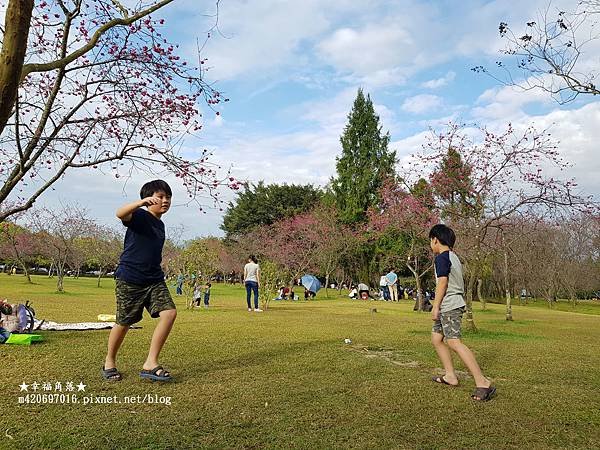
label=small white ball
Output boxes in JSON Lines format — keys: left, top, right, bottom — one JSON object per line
{"left": 344, "top": 338, "right": 352, "bottom": 344}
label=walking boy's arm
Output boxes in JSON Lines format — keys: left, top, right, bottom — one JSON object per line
{"left": 432, "top": 277, "right": 448, "bottom": 320}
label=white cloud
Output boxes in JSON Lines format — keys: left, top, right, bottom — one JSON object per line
{"left": 317, "top": 25, "right": 413, "bottom": 74}
{"left": 422, "top": 71, "right": 456, "bottom": 89}
{"left": 472, "top": 82, "right": 553, "bottom": 121}
{"left": 401, "top": 94, "right": 443, "bottom": 115}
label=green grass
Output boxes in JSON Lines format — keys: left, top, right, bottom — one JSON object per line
{"left": 512, "top": 298, "right": 600, "bottom": 316}
{"left": 2, "top": 275, "right": 600, "bottom": 449}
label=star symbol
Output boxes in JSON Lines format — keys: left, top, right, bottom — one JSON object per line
{"left": 19, "top": 382, "right": 29, "bottom": 392}
{"left": 76, "top": 382, "right": 86, "bottom": 392}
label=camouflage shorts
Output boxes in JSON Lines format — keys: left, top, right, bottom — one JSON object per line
{"left": 115, "top": 279, "right": 176, "bottom": 326}
{"left": 432, "top": 306, "right": 465, "bottom": 340}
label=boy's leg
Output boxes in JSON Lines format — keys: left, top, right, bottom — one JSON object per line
{"left": 431, "top": 332, "right": 459, "bottom": 385}
{"left": 105, "top": 279, "right": 145, "bottom": 373}
{"left": 105, "top": 324, "right": 129, "bottom": 370}
{"left": 144, "top": 282, "right": 177, "bottom": 375}
{"left": 441, "top": 307, "right": 491, "bottom": 391}
{"left": 143, "top": 308, "right": 177, "bottom": 372}
{"left": 446, "top": 339, "right": 490, "bottom": 388}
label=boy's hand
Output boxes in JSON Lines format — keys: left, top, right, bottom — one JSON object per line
{"left": 141, "top": 196, "right": 161, "bottom": 207}
{"left": 431, "top": 308, "right": 440, "bottom": 321}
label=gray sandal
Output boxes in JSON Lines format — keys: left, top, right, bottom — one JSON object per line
{"left": 101, "top": 366, "right": 122, "bottom": 381}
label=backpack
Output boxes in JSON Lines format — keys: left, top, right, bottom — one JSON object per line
{"left": 0, "top": 301, "right": 37, "bottom": 333}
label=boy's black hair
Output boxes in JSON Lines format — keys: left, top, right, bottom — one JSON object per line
{"left": 140, "top": 179, "right": 172, "bottom": 199}
{"left": 428, "top": 224, "right": 456, "bottom": 248}
{"left": 206, "top": 282, "right": 212, "bottom": 287}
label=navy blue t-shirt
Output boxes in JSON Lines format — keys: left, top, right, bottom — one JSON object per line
{"left": 115, "top": 208, "right": 165, "bottom": 286}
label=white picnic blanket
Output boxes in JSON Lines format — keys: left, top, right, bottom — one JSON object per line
{"left": 33, "top": 320, "right": 140, "bottom": 331}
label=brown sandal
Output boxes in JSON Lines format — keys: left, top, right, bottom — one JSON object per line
{"left": 471, "top": 386, "right": 496, "bottom": 401}
{"left": 432, "top": 376, "right": 459, "bottom": 387}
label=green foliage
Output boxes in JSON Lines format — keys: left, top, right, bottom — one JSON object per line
{"left": 180, "top": 238, "right": 220, "bottom": 282}
{"left": 431, "top": 147, "right": 476, "bottom": 219}
{"left": 331, "top": 89, "right": 396, "bottom": 224}
{"left": 258, "top": 259, "right": 289, "bottom": 310}
{"left": 221, "top": 182, "right": 322, "bottom": 238}
{"left": 372, "top": 228, "right": 412, "bottom": 276}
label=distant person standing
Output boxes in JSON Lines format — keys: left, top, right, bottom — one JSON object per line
{"left": 176, "top": 272, "right": 184, "bottom": 296}
{"left": 379, "top": 274, "right": 390, "bottom": 301}
{"left": 386, "top": 269, "right": 398, "bottom": 301}
{"left": 244, "top": 255, "right": 262, "bottom": 312}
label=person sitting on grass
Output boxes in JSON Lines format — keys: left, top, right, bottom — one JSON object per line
{"left": 102, "top": 179, "right": 177, "bottom": 383}
{"left": 358, "top": 283, "right": 370, "bottom": 300}
{"left": 428, "top": 224, "right": 496, "bottom": 402}
{"left": 304, "top": 288, "right": 316, "bottom": 300}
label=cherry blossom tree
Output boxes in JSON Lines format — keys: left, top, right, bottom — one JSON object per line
{"left": 0, "top": 213, "right": 37, "bottom": 282}
{"left": 79, "top": 224, "right": 121, "bottom": 286}
{"left": 248, "top": 214, "right": 320, "bottom": 286}
{"left": 0, "top": 0, "right": 237, "bottom": 222}
{"left": 368, "top": 178, "right": 438, "bottom": 310}
{"left": 30, "top": 204, "right": 95, "bottom": 291}
{"left": 415, "top": 123, "right": 590, "bottom": 329}
{"left": 473, "top": 2, "right": 600, "bottom": 103}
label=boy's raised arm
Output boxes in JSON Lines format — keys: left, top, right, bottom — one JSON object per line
{"left": 116, "top": 199, "right": 146, "bottom": 222}
{"left": 116, "top": 196, "right": 161, "bottom": 221}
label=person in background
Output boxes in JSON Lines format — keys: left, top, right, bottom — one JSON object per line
{"left": 386, "top": 269, "right": 398, "bottom": 301}
{"left": 203, "top": 282, "right": 211, "bottom": 308}
{"left": 379, "top": 273, "right": 390, "bottom": 301}
{"left": 243, "top": 255, "right": 262, "bottom": 312}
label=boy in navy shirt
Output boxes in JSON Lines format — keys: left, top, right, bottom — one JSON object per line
{"left": 102, "top": 180, "right": 177, "bottom": 382}
{"left": 429, "top": 224, "right": 496, "bottom": 401}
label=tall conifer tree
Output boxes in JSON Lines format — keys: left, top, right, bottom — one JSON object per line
{"left": 331, "top": 89, "right": 396, "bottom": 224}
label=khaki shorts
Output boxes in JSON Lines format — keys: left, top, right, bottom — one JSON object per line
{"left": 432, "top": 306, "right": 465, "bottom": 340}
{"left": 115, "top": 279, "right": 176, "bottom": 326}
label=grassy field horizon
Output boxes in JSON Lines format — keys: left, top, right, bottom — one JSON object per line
{"left": 1, "top": 275, "right": 599, "bottom": 449}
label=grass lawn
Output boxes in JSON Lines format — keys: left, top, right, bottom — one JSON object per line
{"left": 1, "top": 275, "right": 600, "bottom": 449}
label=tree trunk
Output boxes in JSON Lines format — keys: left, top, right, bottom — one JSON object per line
{"left": 97, "top": 269, "right": 105, "bottom": 288}
{"left": 464, "top": 274, "right": 478, "bottom": 332}
{"left": 415, "top": 275, "right": 423, "bottom": 311}
{"left": 324, "top": 274, "right": 330, "bottom": 298}
{"left": 57, "top": 274, "right": 64, "bottom": 292}
{"left": 0, "top": 0, "right": 34, "bottom": 137}
{"left": 477, "top": 278, "right": 485, "bottom": 310}
{"left": 20, "top": 261, "right": 31, "bottom": 283}
{"left": 503, "top": 250, "right": 513, "bottom": 321}
{"left": 48, "top": 261, "right": 54, "bottom": 277}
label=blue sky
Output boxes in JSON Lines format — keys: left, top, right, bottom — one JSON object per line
{"left": 32, "top": 0, "right": 600, "bottom": 238}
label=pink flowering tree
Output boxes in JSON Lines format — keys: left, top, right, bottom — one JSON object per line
{"left": 30, "top": 204, "right": 95, "bottom": 292}
{"left": 418, "top": 123, "right": 591, "bottom": 329}
{"left": 251, "top": 213, "right": 320, "bottom": 286}
{"left": 0, "top": 213, "right": 37, "bottom": 282}
{"left": 368, "top": 178, "right": 438, "bottom": 310}
{"left": 298, "top": 204, "right": 353, "bottom": 297}
{"left": 0, "top": 0, "right": 237, "bottom": 222}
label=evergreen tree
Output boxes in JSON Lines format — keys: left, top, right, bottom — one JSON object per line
{"left": 331, "top": 89, "right": 396, "bottom": 224}
{"left": 221, "top": 182, "right": 322, "bottom": 239}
